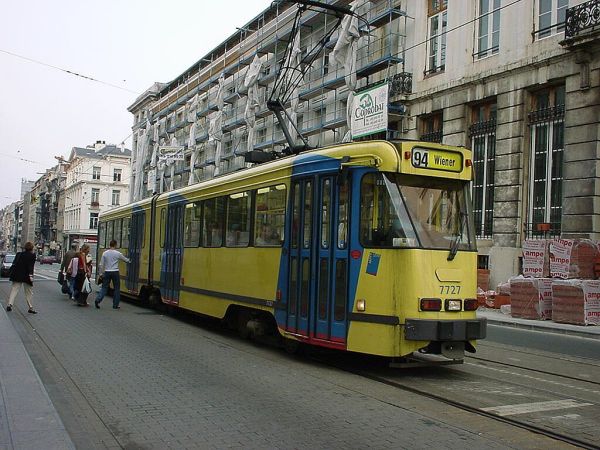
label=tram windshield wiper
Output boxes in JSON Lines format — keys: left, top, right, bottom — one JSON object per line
{"left": 447, "top": 211, "right": 467, "bottom": 261}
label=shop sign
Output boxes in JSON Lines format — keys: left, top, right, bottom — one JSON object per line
{"left": 350, "top": 84, "right": 388, "bottom": 138}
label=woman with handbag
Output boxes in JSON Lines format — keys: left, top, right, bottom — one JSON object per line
{"left": 68, "top": 244, "right": 92, "bottom": 306}
{"left": 5, "top": 241, "right": 37, "bottom": 313}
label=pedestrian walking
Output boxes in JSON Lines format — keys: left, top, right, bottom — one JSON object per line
{"left": 68, "top": 244, "right": 92, "bottom": 306}
{"left": 95, "top": 240, "right": 130, "bottom": 309}
{"left": 61, "top": 243, "right": 78, "bottom": 298}
{"left": 5, "top": 241, "right": 37, "bottom": 314}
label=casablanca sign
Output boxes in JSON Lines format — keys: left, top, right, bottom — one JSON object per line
{"left": 350, "top": 83, "right": 388, "bottom": 139}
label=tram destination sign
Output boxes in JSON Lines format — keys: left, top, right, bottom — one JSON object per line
{"left": 350, "top": 83, "right": 388, "bottom": 139}
{"left": 411, "top": 147, "right": 463, "bottom": 173}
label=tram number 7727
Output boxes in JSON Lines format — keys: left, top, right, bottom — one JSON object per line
{"left": 440, "top": 285, "right": 461, "bottom": 295}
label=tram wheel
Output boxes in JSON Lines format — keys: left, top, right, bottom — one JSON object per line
{"left": 283, "top": 338, "right": 301, "bottom": 354}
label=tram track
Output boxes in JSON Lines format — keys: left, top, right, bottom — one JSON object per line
{"left": 307, "top": 352, "right": 600, "bottom": 450}
{"left": 465, "top": 354, "right": 600, "bottom": 388}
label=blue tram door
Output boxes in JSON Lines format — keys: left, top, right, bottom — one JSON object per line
{"left": 160, "top": 203, "right": 184, "bottom": 304}
{"left": 287, "top": 176, "right": 349, "bottom": 344}
{"left": 126, "top": 211, "right": 144, "bottom": 292}
{"left": 313, "top": 176, "right": 349, "bottom": 344}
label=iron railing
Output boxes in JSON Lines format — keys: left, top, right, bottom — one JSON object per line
{"left": 524, "top": 222, "right": 562, "bottom": 239}
{"left": 565, "top": 0, "right": 600, "bottom": 39}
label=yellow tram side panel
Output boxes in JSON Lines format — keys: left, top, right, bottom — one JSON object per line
{"left": 178, "top": 248, "right": 282, "bottom": 318}
{"left": 347, "top": 249, "right": 477, "bottom": 358}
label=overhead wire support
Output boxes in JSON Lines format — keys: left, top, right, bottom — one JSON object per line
{"left": 267, "top": 0, "right": 361, "bottom": 155}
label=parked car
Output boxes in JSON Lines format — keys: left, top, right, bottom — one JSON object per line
{"left": 1, "top": 254, "right": 16, "bottom": 277}
{"left": 39, "top": 255, "right": 56, "bottom": 265}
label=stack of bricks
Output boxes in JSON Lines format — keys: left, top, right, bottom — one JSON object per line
{"left": 510, "top": 277, "right": 553, "bottom": 320}
{"left": 551, "top": 280, "right": 600, "bottom": 325}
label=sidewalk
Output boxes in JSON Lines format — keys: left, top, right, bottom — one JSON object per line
{"left": 0, "top": 306, "right": 74, "bottom": 450}
{"left": 478, "top": 307, "right": 600, "bottom": 340}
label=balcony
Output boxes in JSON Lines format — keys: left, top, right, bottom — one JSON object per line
{"left": 562, "top": 0, "right": 600, "bottom": 48}
{"left": 90, "top": 201, "right": 100, "bottom": 209}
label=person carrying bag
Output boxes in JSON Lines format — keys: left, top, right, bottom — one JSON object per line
{"left": 69, "top": 244, "right": 92, "bottom": 306}
{"left": 5, "top": 241, "right": 37, "bottom": 314}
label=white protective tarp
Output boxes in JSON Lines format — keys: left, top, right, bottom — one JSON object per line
{"left": 331, "top": 1, "right": 359, "bottom": 142}
{"left": 187, "top": 93, "right": 199, "bottom": 185}
{"left": 209, "top": 74, "right": 225, "bottom": 175}
{"left": 244, "top": 55, "right": 263, "bottom": 153}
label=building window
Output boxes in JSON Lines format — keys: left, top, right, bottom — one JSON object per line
{"left": 527, "top": 85, "right": 565, "bottom": 237}
{"left": 537, "top": 0, "right": 568, "bottom": 39}
{"left": 92, "top": 166, "right": 101, "bottom": 180}
{"left": 91, "top": 188, "right": 100, "bottom": 205}
{"left": 419, "top": 111, "right": 443, "bottom": 143}
{"left": 426, "top": 0, "right": 447, "bottom": 75}
{"left": 476, "top": 0, "right": 500, "bottom": 59}
{"left": 89, "top": 212, "right": 99, "bottom": 229}
{"left": 113, "top": 168, "right": 122, "bottom": 182}
{"left": 112, "top": 190, "right": 121, "bottom": 206}
{"left": 469, "top": 102, "right": 497, "bottom": 239}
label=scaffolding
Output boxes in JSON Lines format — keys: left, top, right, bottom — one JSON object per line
{"left": 131, "top": 0, "right": 410, "bottom": 198}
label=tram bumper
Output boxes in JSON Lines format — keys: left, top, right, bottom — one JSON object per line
{"left": 404, "top": 318, "right": 487, "bottom": 342}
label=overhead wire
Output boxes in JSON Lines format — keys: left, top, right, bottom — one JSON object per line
{"left": 0, "top": 48, "right": 142, "bottom": 95}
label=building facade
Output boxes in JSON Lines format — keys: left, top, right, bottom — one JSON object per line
{"left": 63, "top": 141, "right": 132, "bottom": 257}
{"left": 128, "top": 0, "right": 600, "bottom": 286}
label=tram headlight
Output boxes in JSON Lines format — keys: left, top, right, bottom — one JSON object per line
{"left": 356, "top": 299, "right": 366, "bottom": 311}
{"left": 445, "top": 299, "right": 462, "bottom": 311}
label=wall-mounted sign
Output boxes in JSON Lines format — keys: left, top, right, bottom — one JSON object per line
{"left": 350, "top": 83, "right": 388, "bottom": 139}
{"left": 158, "top": 146, "right": 184, "bottom": 162}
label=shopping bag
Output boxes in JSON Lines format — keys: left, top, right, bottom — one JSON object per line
{"left": 61, "top": 279, "right": 70, "bottom": 294}
{"left": 97, "top": 274, "right": 104, "bottom": 286}
{"left": 57, "top": 271, "right": 65, "bottom": 285}
{"left": 82, "top": 277, "right": 92, "bottom": 294}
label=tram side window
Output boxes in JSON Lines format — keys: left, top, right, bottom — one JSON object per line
{"left": 360, "top": 173, "right": 414, "bottom": 247}
{"left": 98, "top": 222, "right": 107, "bottom": 249}
{"left": 255, "top": 184, "right": 286, "bottom": 247}
{"left": 106, "top": 221, "right": 114, "bottom": 247}
{"left": 121, "top": 217, "right": 130, "bottom": 248}
{"left": 114, "top": 219, "right": 122, "bottom": 247}
{"left": 202, "top": 197, "right": 225, "bottom": 248}
{"left": 338, "top": 179, "right": 349, "bottom": 249}
{"left": 226, "top": 192, "right": 251, "bottom": 247}
{"left": 160, "top": 208, "right": 166, "bottom": 248}
{"left": 184, "top": 202, "right": 201, "bottom": 247}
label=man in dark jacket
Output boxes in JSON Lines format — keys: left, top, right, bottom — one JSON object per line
{"left": 60, "top": 243, "right": 78, "bottom": 298}
{"left": 6, "top": 241, "right": 37, "bottom": 313}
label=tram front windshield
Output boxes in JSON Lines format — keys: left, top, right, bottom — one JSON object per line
{"left": 360, "top": 173, "right": 476, "bottom": 251}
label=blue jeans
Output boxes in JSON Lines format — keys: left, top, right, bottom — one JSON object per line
{"left": 68, "top": 276, "right": 76, "bottom": 298}
{"left": 95, "top": 271, "right": 121, "bottom": 308}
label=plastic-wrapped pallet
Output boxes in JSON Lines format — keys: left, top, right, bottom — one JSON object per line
{"left": 509, "top": 276, "right": 552, "bottom": 320}
{"left": 522, "top": 240, "right": 549, "bottom": 278}
{"left": 549, "top": 239, "right": 599, "bottom": 279}
{"left": 551, "top": 279, "right": 600, "bottom": 325}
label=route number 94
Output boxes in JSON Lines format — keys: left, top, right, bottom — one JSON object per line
{"left": 412, "top": 148, "right": 429, "bottom": 168}
{"left": 440, "top": 285, "right": 461, "bottom": 295}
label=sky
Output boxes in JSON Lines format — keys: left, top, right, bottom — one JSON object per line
{"left": 0, "top": 0, "right": 269, "bottom": 209}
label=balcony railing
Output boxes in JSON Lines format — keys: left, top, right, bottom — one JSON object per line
{"left": 565, "top": 0, "right": 600, "bottom": 39}
{"left": 524, "top": 222, "right": 562, "bottom": 239}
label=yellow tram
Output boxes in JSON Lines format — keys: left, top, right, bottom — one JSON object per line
{"left": 97, "top": 140, "right": 486, "bottom": 360}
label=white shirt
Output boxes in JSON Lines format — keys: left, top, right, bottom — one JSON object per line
{"left": 99, "top": 249, "right": 130, "bottom": 273}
